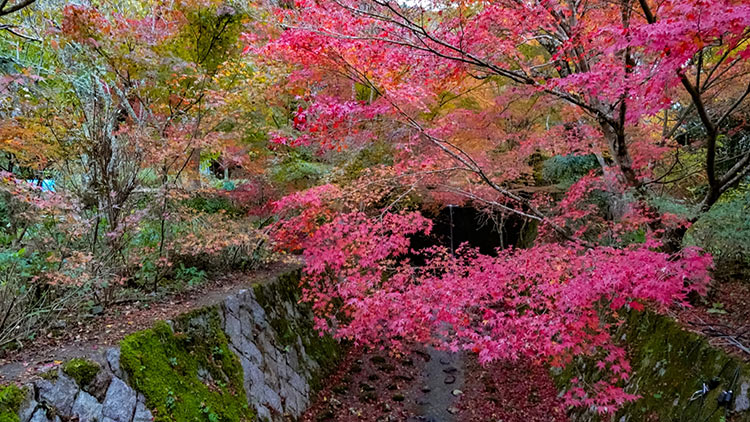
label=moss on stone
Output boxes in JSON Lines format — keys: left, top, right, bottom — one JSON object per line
{"left": 38, "top": 369, "right": 58, "bottom": 381}
{"left": 0, "top": 384, "right": 25, "bottom": 422}
{"left": 556, "top": 311, "right": 750, "bottom": 421}
{"left": 120, "top": 308, "right": 253, "bottom": 422}
{"left": 252, "top": 270, "right": 342, "bottom": 392}
{"left": 61, "top": 358, "right": 100, "bottom": 387}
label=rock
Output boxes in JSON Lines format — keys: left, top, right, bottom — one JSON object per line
{"left": 72, "top": 391, "right": 102, "bottom": 422}
{"left": 197, "top": 367, "right": 212, "bottom": 383}
{"left": 29, "top": 409, "right": 48, "bottom": 422}
{"left": 359, "top": 391, "right": 377, "bottom": 403}
{"left": 51, "top": 320, "right": 67, "bottom": 329}
{"left": 421, "top": 386, "right": 431, "bottom": 393}
{"left": 446, "top": 406, "right": 459, "bottom": 415}
{"left": 132, "top": 400, "right": 153, "bottom": 422}
{"left": 391, "top": 393, "right": 405, "bottom": 402}
{"left": 370, "top": 356, "right": 386, "bottom": 364}
{"left": 359, "top": 382, "right": 375, "bottom": 392}
{"left": 19, "top": 388, "right": 37, "bottom": 422}
{"left": 286, "top": 347, "right": 301, "bottom": 372}
{"left": 289, "top": 371, "right": 308, "bottom": 395}
{"left": 735, "top": 381, "right": 750, "bottom": 412}
{"left": 87, "top": 368, "right": 113, "bottom": 401}
{"left": 442, "top": 366, "right": 457, "bottom": 374}
{"left": 254, "top": 405, "right": 272, "bottom": 422}
{"left": 245, "top": 293, "right": 269, "bottom": 328}
{"left": 413, "top": 350, "right": 431, "bottom": 361}
{"left": 452, "top": 389, "right": 463, "bottom": 396}
{"left": 444, "top": 375, "right": 456, "bottom": 384}
{"left": 101, "top": 378, "right": 136, "bottom": 422}
{"left": 224, "top": 294, "right": 240, "bottom": 315}
{"left": 258, "top": 384, "right": 283, "bottom": 413}
{"left": 104, "top": 348, "right": 122, "bottom": 378}
{"left": 223, "top": 311, "right": 242, "bottom": 345}
{"left": 36, "top": 374, "right": 79, "bottom": 417}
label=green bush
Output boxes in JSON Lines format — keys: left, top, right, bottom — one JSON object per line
{"left": 541, "top": 154, "right": 600, "bottom": 187}
{"left": 684, "top": 187, "right": 750, "bottom": 280}
{"left": 182, "top": 195, "right": 242, "bottom": 216}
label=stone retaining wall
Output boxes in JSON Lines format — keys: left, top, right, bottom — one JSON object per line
{"left": 555, "top": 311, "right": 750, "bottom": 422}
{"left": 11, "top": 269, "right": 339, "bottom": 422}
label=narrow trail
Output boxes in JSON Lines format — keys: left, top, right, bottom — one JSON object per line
{"left": 0, "top": 264, "right": 295, "bottom": 384}
{"left": 301, "top": 345, "right": 564, "bottom": 422}
{"left": 408, "top": 348, "right": 466, "bottom": 422}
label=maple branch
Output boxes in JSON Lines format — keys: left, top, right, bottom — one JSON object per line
{"left": 638, "top": 0, "right": 750, "bottom": 212}
{"left": 446, "top": 188, "right": 543, "bottom": 223}
{"left": 0, "top": 24, "right": 40, "bottom": 41}
{"left": 0, "top": 0, "right": 34, "bottom": 17}
{"left": 319, "top": 0, "right": 616, "bottom": 124}
{"left": 716, "top": 81, "right": 750, "bottom": 129}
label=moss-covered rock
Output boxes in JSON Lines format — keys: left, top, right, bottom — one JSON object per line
{"left": 556, "top": 311, "right": 750, "bottom": 421}
{"left": 0, "top": 385, "right": 25, "bottom": 422}
{"left": 61, "top": 358, "right": 100, "bottom": 387}
{"left": 120, "top": 308, "right": 253, "bottom": 422}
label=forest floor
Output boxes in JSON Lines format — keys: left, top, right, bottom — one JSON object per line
{"left": 675, "top": 279, "right": 750, "bottom": 362}
{"left": 0, "top": 263, "right": 296, "bottom": 384}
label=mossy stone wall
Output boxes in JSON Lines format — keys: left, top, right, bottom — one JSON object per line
{"left": 556, "top": 311, "right": 750, "bottom": 422}
{"left": 8, "top": 269, "right": 341, "bottom": 422}
{"left": 221, "top": 270, "right": 341, "bottom": 421}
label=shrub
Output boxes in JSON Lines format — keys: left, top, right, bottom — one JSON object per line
{"left": 541, "top": 154, "right": 600, "bottom": 187}
{"left": 684, "top": 187, "right": 750, "bottom": 280}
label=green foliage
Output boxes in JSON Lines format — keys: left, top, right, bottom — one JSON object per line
{"left": 182, "top": 195, "right": 242, "bottom": 216}
{"left": 61, "top": 358, "right": 100, "bottom": 387}
{"left": 175, "top": 264, "right": 207, "bottom": 287}
{"left": 684, "top": 187, "right": 750, "bottom": 279}
{"left": 172, "top": 4, "right": 245, "bottom": 73}
{"left": 0, "top": 384, "right": 25, "bottom": 422}
{"left": 648, "top": 195, "right": 698, "bottom": 221}
{"left": 541, "top": 154, "right": 600, "bottom": 187}
{"left": 339, "top": 142, "right": 394, "bottom": 182}
{"left": 120, "top": 309, "right": 252, "bottom": 422}
{"left": 270, "top": 150, "right": 331, "bottom": 188}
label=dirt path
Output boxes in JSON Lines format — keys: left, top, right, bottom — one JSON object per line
{"left": 0, "top": 263, "right": 296, "bottom": 384}
{"left": 407, "top": 348, "right": 465, "bottom": 422}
